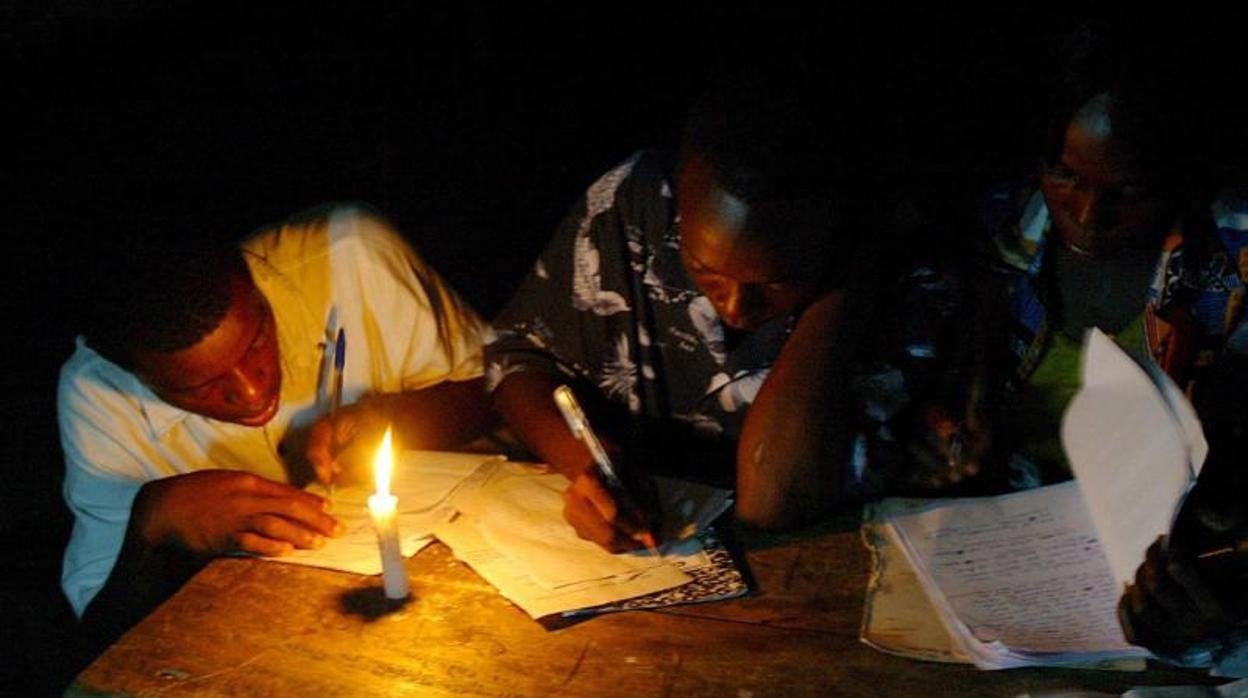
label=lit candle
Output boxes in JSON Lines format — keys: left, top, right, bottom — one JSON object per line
{"left": 367, "top": 426, "right": 410, "bottom": 599}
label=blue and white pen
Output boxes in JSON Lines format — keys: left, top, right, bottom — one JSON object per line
{"left": 327, "top": 327, "right": 346, "bottom": 503}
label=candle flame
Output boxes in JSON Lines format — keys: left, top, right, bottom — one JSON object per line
{"left": 373, "top": 426, "right": 394, "bottom": 497}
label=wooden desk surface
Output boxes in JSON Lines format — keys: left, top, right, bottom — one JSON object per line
{"left": 72, "top": 521, "right": 1214, "bottom": 697}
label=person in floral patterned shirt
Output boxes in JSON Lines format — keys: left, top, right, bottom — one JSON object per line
{"left": 485, "top": 75, "right": 874, "bottom": 550}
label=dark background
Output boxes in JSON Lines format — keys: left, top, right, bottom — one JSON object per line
{"left": 1, "top": 2, "right": 1241, "bottom": 691}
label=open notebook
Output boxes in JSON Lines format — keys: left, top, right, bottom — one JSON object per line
{"left": 861, "top": 329, "right": 1205, "bottom": 670}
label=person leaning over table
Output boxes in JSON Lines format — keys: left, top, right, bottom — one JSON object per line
{"left": 857, "top": 22, "right": 1248, "bottom": 674}
{"left": 58, "top": 203, "right": 495, "bottom": 652}
{"left": 484, "top": 71, "right": 883, "bottom": 551}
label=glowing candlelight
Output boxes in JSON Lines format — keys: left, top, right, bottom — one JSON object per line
{"left": 367, "top": 426, "right": 409, "bottom": 599}
{"left": 374, "top": 426, "right": 394, "bottom": 497}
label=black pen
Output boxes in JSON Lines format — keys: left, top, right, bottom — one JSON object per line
{"left": 552, "top": 386, "right": 660, "bottom": 555}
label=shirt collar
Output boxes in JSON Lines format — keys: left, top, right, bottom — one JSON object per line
{"left": 135, "top": 380, "right": 192, "bottom": 438}
{"left": 75, "top": 335, "right": 193, "bottom": 439}
{"left": 108, "top": 262, "right": 319, "bottom": 441}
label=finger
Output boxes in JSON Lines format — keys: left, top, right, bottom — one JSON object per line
{"left": 233, "top": 531, "right": 295, "bottom": 557}
{"left": 332, "top": 440, "right": 376, "bottom": 487}
{"left": 1118, "top": 592, "right": 1140, "bottom": 646}
{"left": 333, "top": 411, "right": 360, "bottom": 449}
{"left": 563, "top": 494, "right": 637, "bottom": 552}
{"left": 1131, "top": 541, "right": 1208, "bottom": 647}
{"left": 234, "top": 471, "right": 305, "bottom": 497}
{"left": 610, "top": 491, "right": 656, "bottom": 540}
{"left": 570, "top": 472, "right": 619, "bottom": 524}
{"left": 1121, "top": 578, "right": 1188, "bottom": 654}
{"left": 252, "top": 489, "right": 343, "bottom": 537}
{"left": 305, "top": 419, "right": 337, "bottom": 485}
{"left": 250, "top": 514, "right": 329, "bottom": 550}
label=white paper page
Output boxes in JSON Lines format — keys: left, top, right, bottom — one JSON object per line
{"left": 891, "top": 482, "right": 1134, "bottom": 654}
{"left": 264, "top": 450, "right": 503, "bottom": 574}
{"left": 434, "top": 512, "right": 691, "bottom": 618}
{"left": 1063, "top": 329, "right": 1199, "bottom": 588}
{"left": 1148, "top": 359, "right": 1209, "bottom": 479}
{"left": 452, "top": 463, "right": 731, "bottom": 589}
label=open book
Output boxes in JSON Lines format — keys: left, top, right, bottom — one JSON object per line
{"left": 862, "top": 329, "right": 1205, "bottom": 669}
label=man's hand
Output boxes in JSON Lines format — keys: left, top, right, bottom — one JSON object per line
{"left": 562, "top": 466, "right": 660, "bottom": 553}
{"left": 305, "top": 401, "right": 392, "bottom": 488}
{"left": 1119, "top": 535, "right": 1239, "bottom": 658}
{"left": 901, "top": 402, "right": 992, "bottom": 492}
{"left": 135, "top": 470, "right": 345, "bottom": 557}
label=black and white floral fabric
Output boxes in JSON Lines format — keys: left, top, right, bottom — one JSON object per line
{"left": 485, "top": 150, "right": 793, "bottom": 449}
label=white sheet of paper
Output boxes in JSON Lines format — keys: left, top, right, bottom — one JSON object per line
{"left": 454, "top": 464, "right": 650, "bottom": 588}
{"left": 433, "top": 511, "right": 691, "bottom": 618}
{"left": 263, "top": 450, "right": 504, "bottom": 575}
{"left": 433, "top": 462, "right": 732, "bottom": 617}
{"left": 1062, "top": 329, "right": 1202, "bottom": 588}
{"left": 891, "top": 482, "right": 1136, "bottom": 655}
{"left": 451, "top": 463, "right": 731, "bottom": 589}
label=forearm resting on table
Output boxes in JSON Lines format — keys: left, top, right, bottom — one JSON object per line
{"left": 79, "top": 483, "right": 204, "bottom": 655}
{"left": 736, "top": 291, "right": 855, "bottom": 530}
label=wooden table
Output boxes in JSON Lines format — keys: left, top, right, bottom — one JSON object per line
{"left": 72, "top": 517, "right": 1217, "bottom": 696}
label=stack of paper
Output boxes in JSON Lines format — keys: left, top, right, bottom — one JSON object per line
{"left": 265, "top": 451, "right": 504, "bottom": 574}
{"left": 263, "top": 449, "right": 746, "bottom": 620}
{"left": 887, "top": 483, "right": 1150, "bottom": 668}
{"left": 434, "top": 460, "right": 744, "bottom": 619}
{"left": 868, "top": 329, "right": 1204, "bottom": 670}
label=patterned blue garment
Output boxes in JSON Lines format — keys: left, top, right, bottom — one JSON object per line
{"left": 982, "top": 186, "right": 1248, "bottom": 389}
{"left": 854, "top": 185, "right": 1248, "bottom": 674}
{"left": 854, "top": 185, "right": 1248, "bottom": 491}
{"left": 485, "top": 150, "right": 795, "bottom": 462}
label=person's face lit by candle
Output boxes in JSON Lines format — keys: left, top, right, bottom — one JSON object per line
{"left": 132, "top": 270, "right": 283, "bottom": 426}
{"left": 676, "top": 154, "right": 828, "bottom": 331}
{"left": 1039, "top": 92, "right": 1177, "bottom": 259}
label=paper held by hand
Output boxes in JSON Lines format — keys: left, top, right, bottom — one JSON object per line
{"left": 863, "top": 328, "right": 1203, "bottom": 670}
{"left": 263, "top": 451, "right": 505, "bottom": 575}
{"left": 1062, "top": 328, "right": 1204, "bottom": 588}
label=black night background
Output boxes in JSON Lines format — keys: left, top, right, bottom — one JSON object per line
{"left": 3, "top": 2, "right": 1243, "bottom": 691}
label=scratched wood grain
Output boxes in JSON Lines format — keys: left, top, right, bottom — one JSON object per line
{"left": 71, "top": 532, "right": 1220, "bottom": 697}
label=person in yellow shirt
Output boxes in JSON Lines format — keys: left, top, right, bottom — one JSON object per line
{"left": 59, "top": 203, "right": 494, "bottom": 651}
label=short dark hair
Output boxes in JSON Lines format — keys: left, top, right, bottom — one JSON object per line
{"left": 681, "top": 67, "right": 840, "bottom": 201}
{"left": 83, "top": 238, "right": 248, "bottom": 371}
{"left": 679, "top": 66, "right": 850, "bottom": 259}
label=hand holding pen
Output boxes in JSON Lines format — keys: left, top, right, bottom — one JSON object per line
{"left": 553, "top": 386, "right": 660, "bottom": 555}
{"left": 306, "top": 328, "right": 383, "bottom": 494}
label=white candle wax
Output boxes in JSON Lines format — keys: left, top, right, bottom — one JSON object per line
{"left": 369, "top": 426, "right": 409, "bottom": 599}
{"left": 368, "top": 493, "right": 409, "bottom": 599}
